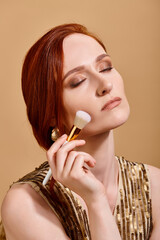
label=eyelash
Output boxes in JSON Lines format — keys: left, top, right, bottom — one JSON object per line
{"left": 70, "top": 66, "right": 113, "bottom": 88}
{"left": 70, "top": 79, "right": 86, "bottom": 88}
{"left": 99, "top": 66, "right": 113, "bottom": 72}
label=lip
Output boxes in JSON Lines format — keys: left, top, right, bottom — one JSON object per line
{"left": 101, "top": 97, "right": 122, "bottom": 111}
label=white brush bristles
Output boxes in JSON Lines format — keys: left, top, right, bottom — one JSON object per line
{"left": 74, "top": 110, "right": 91, "bottom": 129}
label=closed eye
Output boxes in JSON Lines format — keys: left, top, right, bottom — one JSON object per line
{"left": 69, "top": 78, "right": 86, "bottom": 88}
{"left": 99, "top": 66, "right": 113, "bottom": 73}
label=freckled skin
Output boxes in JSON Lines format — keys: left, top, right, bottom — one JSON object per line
{"left": 62, "top": 33, "right": 130, "bottom": 136}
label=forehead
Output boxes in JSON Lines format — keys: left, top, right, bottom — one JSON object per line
{"left": 62, "top": 33, "right": 106, "bottom": 73}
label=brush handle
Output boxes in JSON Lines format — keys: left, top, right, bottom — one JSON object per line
{"left": 42, "top": 140, "right": 68, "bottom": 186}
{"left": 42, "top": 168, "right": 52, "bottom": 186}
{"left": 42, "top": 115, "right": 90, "bottom": 186}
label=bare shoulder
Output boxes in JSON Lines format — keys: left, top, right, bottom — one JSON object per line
{"left": 145, "top": 164, "right": 160, "bottom": 223}
{"left": 1, "top": 183, "right": 70, "bottom": 240}
{"left": 146, "top": 164, "right": 160, "bottom": 187}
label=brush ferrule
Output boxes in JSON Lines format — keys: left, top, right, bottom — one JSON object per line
{"left": 67, "top": 125, "right": 81, "bottom": 141}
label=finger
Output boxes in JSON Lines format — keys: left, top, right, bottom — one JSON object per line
{"left": 47, "top": 134, "right": 68, "bottom": 158}
{"left": 70, "top": 154, "right": 96, "bottom": 176}
{"left": 70, "top": 155, "right": 86, "bottom": 178}
{"left": 59, "top": 139, "right": 86, "bottom": 153}
{"left": 55, "top": 139, "right": 86, "bottom": 173}
{"left": 62, "top": 151, "right": 79, "bottom": 177}
{"left": 46, "top": 135, "right": 67, "bottom": 179}
{"left": 75, "top": 152, "right": 96, "bottom": 167}
{"left": 63, "top": 152, "right": 95, "bottom": 177}
{"left": 48, "top": 154, "right": 57, "bottom": 179}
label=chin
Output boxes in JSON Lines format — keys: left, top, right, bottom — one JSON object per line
{"left": 101, "top": 104, "right": 130, "bottom": 133}
{"left": 111, "top": 104, "right": 130, "bottom": 130}
{"left": 78, "top": 104, "right": 130, "bottom": 137}
{"left": 82, "top": 112, "right": 130, "bottom": 137}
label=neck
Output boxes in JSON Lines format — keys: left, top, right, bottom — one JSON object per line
{"left": 76, "top": 130, "right": 119, "bottom": 192}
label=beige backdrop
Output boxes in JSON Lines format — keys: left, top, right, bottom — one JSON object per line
{"left": 0, "top": 0, "right": 160, "bottom": 209}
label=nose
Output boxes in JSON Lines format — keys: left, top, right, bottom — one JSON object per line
{"left": 96, "top": 76, "right": 113, "bottom": 96}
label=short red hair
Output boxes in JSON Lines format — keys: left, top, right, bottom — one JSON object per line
{"left": 21, "top": 23, "right": 106, "bottom": 150}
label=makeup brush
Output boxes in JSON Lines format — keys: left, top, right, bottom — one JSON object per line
{"left": 42, "top": 110, "right": 91, "bottom": 186}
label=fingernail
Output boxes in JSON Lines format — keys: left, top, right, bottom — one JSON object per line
{"left": 92, "top": 162, "right": 96, "bottom": 167}
{"left": 61, "top": 134, "right": 67, "bottom": 138}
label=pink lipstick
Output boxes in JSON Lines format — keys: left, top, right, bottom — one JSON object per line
{"left": 101, "top": 97, "right": 122, "bottom": 111}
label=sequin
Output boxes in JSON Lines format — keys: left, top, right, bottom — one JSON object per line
{"left": 0, "top": 156, "right": 153, "bottom": 240}
{"left": 114, "top": 157, "right": 153, "bottom": 240}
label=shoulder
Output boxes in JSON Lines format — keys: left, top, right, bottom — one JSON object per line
{"left": 1, "top": 183, "right": 47, "bottom": 219}
{"left": 1, "top": 184, "right": 35, "bottom": 225}
{"left": 1, "top": 183, "right": 70, "bottom": 240}
{"left": 145, "top": 164, "right": 160, "bottom": 189}
{"left": 145, "top": 164, "right": 160, "bottom": 226}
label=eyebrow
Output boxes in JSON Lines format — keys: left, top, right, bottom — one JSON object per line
{"left": 63, "top": 53, "right": 109, "bottom": 80}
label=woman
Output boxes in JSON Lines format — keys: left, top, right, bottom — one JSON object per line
{"left": 1, "top": 23, "right": 160, "bottom": 240}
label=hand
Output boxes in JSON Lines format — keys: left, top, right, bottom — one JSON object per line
{"left": 46, "top": 134, "right": 106, "bottom": 204}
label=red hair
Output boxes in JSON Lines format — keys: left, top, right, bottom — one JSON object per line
{"left": 21, "top": 23, "right": 106, "bottom": 150}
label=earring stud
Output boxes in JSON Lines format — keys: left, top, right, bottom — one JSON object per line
{"left": 51, "top": 127, "right": 60, "bottom": 141}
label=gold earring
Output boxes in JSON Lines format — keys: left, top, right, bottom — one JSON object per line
{"left": 51, "top": 127, "right": 60, "bottom": 141}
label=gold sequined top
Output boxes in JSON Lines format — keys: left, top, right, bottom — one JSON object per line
{"left": 0, "top": 156, "right": 153, "bottom": 240}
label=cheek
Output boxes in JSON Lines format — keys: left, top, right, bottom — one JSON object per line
{"left": 62, "top": 102, "right": 75, "bottom": 130}
{"left": 113, "top": 71, "right": 124, "bottom": 88}
{"left": 113, "top": 71, "right": 127, "bottom": 98}
{"left": 62, "top": 90, "right": 84, "bottom": 130}
{"left": 63, "top": 88, "right": 94, "bottom": 132}
{"left": 63, "top": 90, "right": 81, "bottom": 114}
